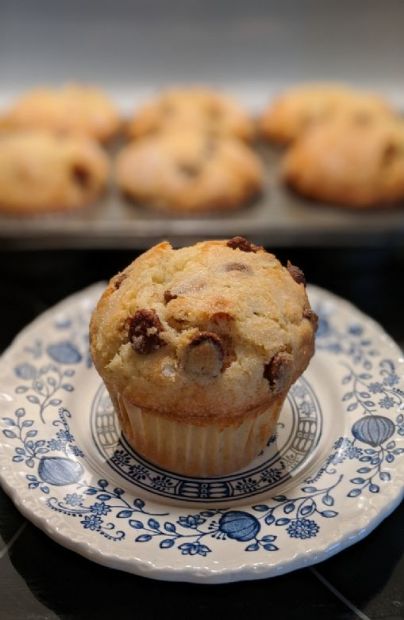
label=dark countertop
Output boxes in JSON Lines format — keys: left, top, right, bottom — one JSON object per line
{"left": 0, "top": 246, "right": 403, "bottom": 620}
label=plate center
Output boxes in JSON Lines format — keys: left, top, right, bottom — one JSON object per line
{"left": 90, "top": 376, "right": 324, "bottom": 504}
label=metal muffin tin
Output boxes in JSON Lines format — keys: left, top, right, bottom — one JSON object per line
{"left": 1, "top": 142, "right": 403, "bottom": 249}
{"left": 2, "top": 0, "right": 404, "bottom": 249}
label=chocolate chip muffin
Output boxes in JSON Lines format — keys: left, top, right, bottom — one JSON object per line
{"left": 0, "top": 84, "right": 120, "bottom": 142}
{"left": 90, "top": 237, "right": 317, "bottom": 476}
{"left": 126, "top": 86, "right": 254, "bottom": 142}
{"left": 282, "top": 117, "right": 404, "bottom": 208}
{"left": 260, "top": 83, "right": 393, "bottom": 145}
{"left": 0, "top": 131, "right": 109, "bottom": 215}
{"left": 115, "top": 130, "right": 263, "bottom": 213}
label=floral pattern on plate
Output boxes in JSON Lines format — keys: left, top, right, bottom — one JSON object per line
{"left": 0, "top": 283, "right": 403, "bottom": 582}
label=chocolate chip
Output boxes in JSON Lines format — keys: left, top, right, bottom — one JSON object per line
{"left": 226, "top": 236, "right": 261, "bottom": 253}
{"left": 210, "top": 312, "right": 234, "bottom": 324}
{"left": 303, "top": 307, "right": 318, "bottom": 325}
{"left": 207, "top": 314, "right": 236, "bottom": 369}
{"left": 264, "top": 351, "right": 293, "bottom": 393}
{"left": 71, "top": 164, "right": 91, "bottom": 189}
{"left": 381, "top": 142, "right": 399, "bottom": 167}
{"left": 164, "top": 290, "right": 178, "bottom": 304}
{"left": 224, "top": 262, "right": 251, "bottom": 272}
{"left": 182, "top": 332, "right": 225, "bottom": 379}
{"left": 178, "top": 162, "right": 201, "bottom": 178}
{"left": 113, "top": 273, "right": 127, "bottom": 290}
{"left": 128, "top": 309, "right": 166, "bottom": 354}
{"left": 287, "top": 260, "right": 306, "bottom": 286}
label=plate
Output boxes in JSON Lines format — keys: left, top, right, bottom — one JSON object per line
{"left": 0, "top": 283, "right": 403, "bottom": 583}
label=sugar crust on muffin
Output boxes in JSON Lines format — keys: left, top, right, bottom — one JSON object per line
{"left": 0, "top": 84, "right": 120, "bottom": 142}
{"left": 260, "top": 83, "right": 393, "bottom": 144}
{"left": 0, "top": 130, "right": 109, "bottom": 214}
{"left": 116, "top": 130, "right": 264, "bottom": 213}
{"left": 282, "top": 117, "right": 404, "bottom": 208}
{"left": 90, "top": 238, "right": 316, "bottom": 422}
{"left": 126, "top": 86, "right": 255, "bottom": 142}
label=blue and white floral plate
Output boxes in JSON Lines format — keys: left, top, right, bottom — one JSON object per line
{"left": 0, "top": 283, "right": 403, "bottom": 583}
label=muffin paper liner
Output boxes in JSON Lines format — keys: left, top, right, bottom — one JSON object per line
{"left": 114, "top": 392, "right": 286, "bottom": 476}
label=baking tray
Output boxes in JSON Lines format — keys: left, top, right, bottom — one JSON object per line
{"left": 1, "top": 143, "right": 404, "bottom": 250}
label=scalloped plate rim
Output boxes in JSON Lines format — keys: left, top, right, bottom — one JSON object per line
{"left": 0, "top": 282, "right": 402, "bottom": 583}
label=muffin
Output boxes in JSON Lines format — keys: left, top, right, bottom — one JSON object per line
{"left": 0, "top": 84, "right": 120, "bottom": 142}
{"left": 260, "top": 83, "right": 393, "bottom": 145}
{"left": 115, "top": 130, "right": 264, "bottom": 213}
{"left": 0, "top": 131, "right": 109, "bottom": 215}
{"left": 90, "top": 237, "right": 317, "bottom": 476}
{"left": 281, "top": 117, "right": 404, "bottom": 208}
{"left": 126, "top": 86, "right": 254, "bottom": 142}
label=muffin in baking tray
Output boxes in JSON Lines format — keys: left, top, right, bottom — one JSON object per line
{"left": 0, "top": 131, "right": 109, "bottom": 215}
{"left": 115, "top": 130, "right": 264, "bottom": 213}
{"left": 0, "top": 84, "right": 120, "bottom": 143}
{"left": 260, "top": 83, "right": 393, "bottom": 145}
{"left": 90, "top": 237, "right": 317, "bottom": 476}
{"left": 281, "top": 117, "right": 404, "bottom": 209}
{"left": 126, "top": 86, "right": 255, "bottom": 142}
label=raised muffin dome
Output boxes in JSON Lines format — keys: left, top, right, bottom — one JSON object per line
{"left": 90, "top": 237, "right": 317, "bottom": 421}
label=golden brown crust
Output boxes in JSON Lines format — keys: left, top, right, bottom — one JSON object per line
{"left": 260, "top": 83, "right": 393, "bottom": 145}
{"left": 90, "top": 239, "right": 316, "bottom": 420}
{"left": 281, "top": 117, "right": 404, "bottom": 208}
{"left": 0, "top": 131, "right": 109, "bottom": 215}
{"left": 0, "top": 84, "right": 120, "bottom": 142}
{"left": 126, "top": 86, "right": 255, "bottom": 142}
{"left": 115, "top": 130, "right": 264, "bottom": 213}
{"left": 122, "top": 394, "right": 278, "bottom": 427}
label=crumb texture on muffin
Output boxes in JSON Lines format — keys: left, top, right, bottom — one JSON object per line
{"left": 90, "top": 238, "right": 316, "bottom": 421}
{"left": 0, "top": 84, "right": 120, "bottom": 142}
{"left": 115, "top": 130, "right": 263, "bottom": 213}
{"left": 282, "top": 118, "right": 404, "bottom": 207}
{"left": 127, "top": 86, "right": 254, "bottom": 141}
{"left": 0, "top": 130, "right": 109, "bottom": 214}
{"left": 260, "top": 83, "right": 393, "bottom": 144}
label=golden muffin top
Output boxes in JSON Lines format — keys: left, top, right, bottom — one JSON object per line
{"left": 90, "top": 238, "right": 317, "bottom": 419}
